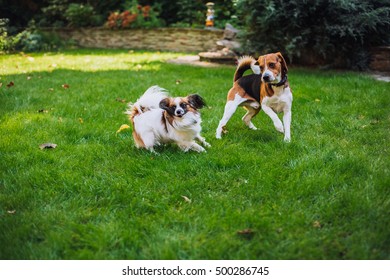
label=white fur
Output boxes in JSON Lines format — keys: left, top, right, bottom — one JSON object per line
{"left": 130, "top": 86, "right": 210, "bottom": 153}
{"left": 237, "top": 56, "right": 261, "bottom": 75}
{"left": 261, "top": 86, "right": 293, "bottom": 142}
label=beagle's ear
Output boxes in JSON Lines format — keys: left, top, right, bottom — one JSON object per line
{"left": 276, "top": 52, "right": 288, "bottom": 74}
{"left": 159, "top": 98, "right": 170, "bottom": 111}
{"left": 187, "top": 94, "right": 206, "bottom": 109}
{"left": 257, "top": 55, "right": 263, "bottom": 66}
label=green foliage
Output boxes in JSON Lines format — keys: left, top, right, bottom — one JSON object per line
{"left": 0, "top": 19, "right": 69, "bottom": 52}
{"left": 0, "top": 50, "right": 389, "bottom": 259}
{"left": 237, "top": 0, "right": 390, "bottom": 70}
{"left": 64, "top": 3, "right": 102, "bottom": 27}
{"left": 39, "top": 0, "right": 69, "bottom": 28}
{"left": 0, "top": 18, "right": 12, "bottom": 52}
{"left": 106, "top": 1, "right": 164, "bottom": 29}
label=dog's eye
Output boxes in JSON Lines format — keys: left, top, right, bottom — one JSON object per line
{"left": 180, "top": 103, "right": 187, "bottom": 108}
{"left": 172, "top": 105, "right": 176, "bottom": 109}
{"left": 269, "top": 63, "right": 275, "bottom": 68}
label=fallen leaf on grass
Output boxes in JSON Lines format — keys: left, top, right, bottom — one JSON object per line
{"left": 39, "top": 143, "right": 57, "bottom": 150}
{"left": 7, "top": 81, "right": 14, "bottom": 88}
{"left": 181, "top": 195, "right": 191, "bottom": 203}
{"left": 315, "top": 99, "right": 320, "bottom": 102}
{"left": 27, "top": 76, "right": 32, "bottom": 80}
{"left": 116, "top": 124, "right": 130, "bottom": 134}
{"left": 48, "top": 88, "right": 54, "bottom": 91}
{"left": 0, "top": 83, "right": 2, "bottom": 88}
{"left": 79, "top": 118, "right": 84, "bottom": 124}
{"left": 237, "top": 228, "right": 255, "bottom": 238}
{"left": 116, "top": 98, "right": 127, "bottom": 103}
{"left": 62, "top": 84, "right": 70, "bottom": 89}
{"left": 7, "top": 210, "right": 16, "bottom": 214}
{"left": 313, "top": 220, "right": 322, "bottom": 228}
{"left": 38, "top": 109, "right": 49, "bottom": 113}
{"left": 176, "top": 79, "right": 182, "bottom": 84}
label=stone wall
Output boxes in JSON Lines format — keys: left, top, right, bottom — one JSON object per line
{"left": 49, "top": 27, "right": 224, "bottom": 53}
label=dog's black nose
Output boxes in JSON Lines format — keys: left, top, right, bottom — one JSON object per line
{"left": 263, "top": 74, "right": 271, "bottom": 82}
{"left": 175, "top": 109, "right": 184, "bottom": 117}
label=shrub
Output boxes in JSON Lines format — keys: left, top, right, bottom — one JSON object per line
{"left": 38, "top": 0, "right": 69, "bottom": 27}
{"left": 105, "top": 2, "right": 164, "bottom": 29}
{"left": 237, "top": 0, "right": 390, "bottom": 69}
{"left": 64, "top": 3, "right": 102, "bottom": 27}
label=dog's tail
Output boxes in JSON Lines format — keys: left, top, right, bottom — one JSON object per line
{"left": 126, "top": 85, "right": 168, "bottom": 120}
{"left": 233, "top": 56, "right": 260, "bottom": 83}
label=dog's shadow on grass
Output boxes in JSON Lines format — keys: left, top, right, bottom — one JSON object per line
{"left": 223, "top": 127, "right": 278, "bottom": 144}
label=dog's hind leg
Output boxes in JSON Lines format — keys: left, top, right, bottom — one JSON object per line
{"left": 216, "top": 94, "right": 247, "bottom": 139}
{"left": 140, "top": 131, "right": 158, "bottom": 153}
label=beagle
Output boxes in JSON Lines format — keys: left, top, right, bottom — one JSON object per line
{"left": 216, "top": 52, "right": 293, "bottom": 142}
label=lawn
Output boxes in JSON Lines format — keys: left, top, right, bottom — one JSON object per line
{"left": 0, "top": 49, "right": 389, "bottom": 260}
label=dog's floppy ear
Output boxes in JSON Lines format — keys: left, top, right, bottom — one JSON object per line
{"left": 276, "top": 52, "right": 288, "bottom": 75}
{"left": 257, "top": 55, "right": 263, "bottom": 67}
{"left": 159, "top": 98, "right": 170, "bottom": 111}
{"left": 187, "top": 94, "right": 206, "bottom": 109}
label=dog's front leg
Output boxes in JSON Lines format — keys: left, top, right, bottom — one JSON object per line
{"left": 178, "top": 141, "right": 206, "bottom": 153}
{"left": 196, "top": 135, "right": 211, "bottom": 148}
{"left": 261, "top": 103, "right": 284, "bottom": 134}
{"left": 283, "top": 110, "right": 291, "bottom": 142}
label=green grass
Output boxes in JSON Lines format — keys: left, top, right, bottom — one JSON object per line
{"left": 0, "top": 49, "right": 389, "bottom": 260}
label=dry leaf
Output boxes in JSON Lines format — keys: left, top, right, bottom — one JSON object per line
{"left": 116, "top": 124, "right": 130, "bottom": 134}
{"left": 313, "top": 220, "right": 321, "bottom": 228}
{"left": 62, "top": 84, "right": 70, "bottom": 89}
{"left": 6, "top": 81, "right": 14, "bottom": 88}
{"left": 38, "top": 109, "right": 48, "bottom": 113}
{"left": 176, "top": 79, "right": 182, "bottom": 84}
{"left": 79, "top": 118, "right": 84, "bottom": 124}
{"left": 39, "top": 143, "right": 57, "bottom": 150}
{"left": 7, "top": 210, "right": 16, "bottom": 214}
{"left": 48, "top": 88, "right": 54, "bottom": 91}
{"left": 237, "top": 228, "right": 255, "bottom": 239}
{"left": 0, "top": 83, "right": 2, "bottom": 88}
{"left": 181, "top": 195, "right": 191, "bottom": 203}
{"left": 27, "top": 76, "right": 32, "bottom": 80}
{"left": 315, "top": 99, "right": 320, "bottom": 102}
{"left": 116, "top": 98, "right": 127, "bottom": 103}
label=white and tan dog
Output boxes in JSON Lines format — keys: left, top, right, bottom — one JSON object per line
{"left": 216, "top": 52, "right": 293, "bottom": 142}
{"left": 128, "top": 86, "right": 210, "bottom": 153}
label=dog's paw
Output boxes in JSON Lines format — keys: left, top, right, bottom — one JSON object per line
{"left": 248, "top": 123, "right": 258, "bottom": 130}
{"left": 274, "top": 122, "right": 284, "bottom": 133}
{"left": 284, "top": 136, "right": 291, "bottom": 143}
{"left": 203, "top": 141, "right": 211, "bottom": 148}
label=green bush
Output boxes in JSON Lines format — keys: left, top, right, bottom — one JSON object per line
{"left": 64, "top": 3, "right": 102, "bottom": 27}
{"left": 0, "top": 19, "right": 68, "bottom": 52}
{"left": 237, "top": 0, "right": 390, "bottom": 69}
{"left": 38, "top": 0, "right": 69, "bottom": 28}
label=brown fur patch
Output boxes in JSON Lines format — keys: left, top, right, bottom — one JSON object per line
{"left": 227, "top": 84, "right": 258, "bottom": 102}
